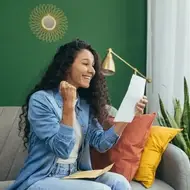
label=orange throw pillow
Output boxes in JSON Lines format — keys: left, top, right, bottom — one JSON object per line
{"left": 91, "top": 113, "right": 156, "bottom": 181}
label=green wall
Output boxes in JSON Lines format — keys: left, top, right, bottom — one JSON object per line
{"left": 0, "top": 0, "right": 147, "bottom": 108}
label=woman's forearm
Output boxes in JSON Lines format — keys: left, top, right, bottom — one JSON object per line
{"left": 114, "top": 122, "right": 128, "bottom": 136}
{"left": 60, "top": 103, "right": 74, "bottom": 127}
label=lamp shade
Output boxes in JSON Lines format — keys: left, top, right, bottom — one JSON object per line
{"left": 101, "top": 48, "right": 152, "bottom": 83}
{"left": 101, "top": 50, "right": 115, "bottom": 76}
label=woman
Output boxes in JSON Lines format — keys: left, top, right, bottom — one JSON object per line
{"left": 7, "top": 39, "right": 147, "bottom": 190}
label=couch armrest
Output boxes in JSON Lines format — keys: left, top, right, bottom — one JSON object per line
{"left": 158, "top": 143, "right": 190, "bottom": 190}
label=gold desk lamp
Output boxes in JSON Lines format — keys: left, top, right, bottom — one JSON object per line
{"left": 101, "top": 48, "right": 152, "bottom": 83}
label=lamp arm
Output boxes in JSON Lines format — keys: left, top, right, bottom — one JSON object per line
{"left": 110, "top": 49, "right": 151, "bottom": 83}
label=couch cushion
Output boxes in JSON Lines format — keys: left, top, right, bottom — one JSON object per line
{"left": 0, "top": 107, "right": 27, "bottom": 181}
{"left": 130, "top": 179, "right": 174, "bottom": 190}
{"left": 0, "top": 180, "right": 14, "bottom": 190}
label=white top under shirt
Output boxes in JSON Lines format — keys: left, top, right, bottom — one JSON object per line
{"left": 57, "top": 100, "right": 83, "bottom": 164}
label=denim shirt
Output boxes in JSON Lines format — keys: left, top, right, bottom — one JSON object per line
{"left": 7, "top": 90, "right": 119, "bottom": 190}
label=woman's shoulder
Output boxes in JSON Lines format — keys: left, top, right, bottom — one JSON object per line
{"left": 29, "top": 90, "right": 54, "bottom": 108}
{"left": 31, "top": 90, "right": 53, "bottom": 98}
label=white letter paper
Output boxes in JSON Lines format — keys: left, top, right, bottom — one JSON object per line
{"left": 114, "top": 74, "right": 146, "bottom": 123}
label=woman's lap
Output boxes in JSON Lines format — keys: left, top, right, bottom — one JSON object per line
{"left": 27, "top": 172, "right": 131, "bottom": 190}
{"left": 27, "top": 177, "right": 111, "bottom": 190}
{"left": 95, "top": 172, "right": 131, "bottom": 190}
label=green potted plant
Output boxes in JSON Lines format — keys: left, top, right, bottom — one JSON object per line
{"left": 157, "top": 77, "right": 190, "bottom": 159}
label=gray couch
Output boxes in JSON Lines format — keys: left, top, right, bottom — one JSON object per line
{"left": 0, "top": 107, "right": 190, "bottom": 190}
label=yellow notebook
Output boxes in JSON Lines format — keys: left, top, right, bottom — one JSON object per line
{"left": 63, "top": 163, "right": 114, "bottom": 179}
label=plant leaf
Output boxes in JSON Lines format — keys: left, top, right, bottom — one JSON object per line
{"left": 158, "top": 95, "right": 172, "bottom": 127}
{"left": 187, "top": 148, "right": 190, "bottom": 158}
{"left": 166, "top": 112, "right": 188, "bottom": 153}
{"left": 181, "top": 77, "right": 190, "bottom": 139}
{"left": 158, "top": 91, "right": 190, "bottom": 158}
{"left": 181, "top": 127, "right": 190, "bottom": 148}
{"left": 173, "top": 98, "right": 182, "bottom": 126}
{"left": 157, "top": 113, "right": 167, "bottom": 126}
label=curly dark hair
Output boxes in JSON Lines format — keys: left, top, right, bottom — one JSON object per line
{"left": 18, "top": 39, "right": 111, "bottom": 148}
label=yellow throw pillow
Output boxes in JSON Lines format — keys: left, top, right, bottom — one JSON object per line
{"left": 134, "top": 126, "right": 182, "bottom": 188}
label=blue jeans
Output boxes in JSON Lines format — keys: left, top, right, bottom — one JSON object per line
{"left": 27, "top": 162, "right": 131, "bottom": 190}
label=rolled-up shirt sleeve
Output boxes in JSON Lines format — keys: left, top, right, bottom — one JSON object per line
{"left": 88, "top": 115, "right": 119, "bottom": 153}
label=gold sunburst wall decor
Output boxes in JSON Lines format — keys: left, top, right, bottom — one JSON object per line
{"left": 29, "top": 4, "right": 68, "bottom": 43}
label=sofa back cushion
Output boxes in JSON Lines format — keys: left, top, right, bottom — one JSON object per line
{"left": 0, "top": 107, "right": 27, "bottom": 181}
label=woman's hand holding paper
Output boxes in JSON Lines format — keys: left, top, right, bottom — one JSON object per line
{"left": 135, "top": 96, "right": 148, "bottom": 116}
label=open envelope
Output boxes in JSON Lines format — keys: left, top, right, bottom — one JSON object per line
{"left": 62, "top": 163, "right": 114, "bottom": 179}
